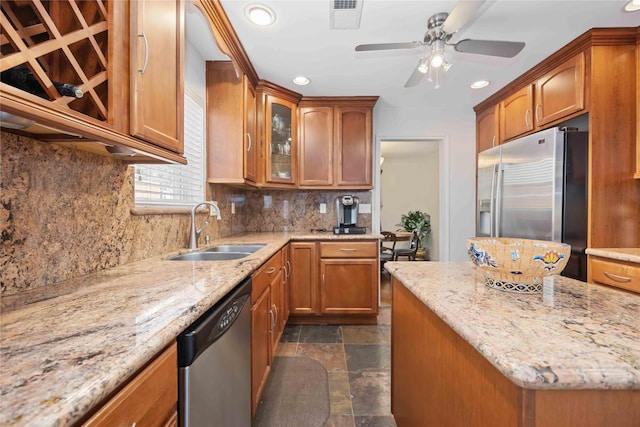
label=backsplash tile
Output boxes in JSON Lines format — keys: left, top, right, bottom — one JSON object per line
{"left": 1, "top": 132, "right": 372, "bottom": 296}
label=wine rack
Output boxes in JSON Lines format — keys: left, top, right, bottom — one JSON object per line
{"left": 0, "top": 0, "right": 109, "bottom": 121}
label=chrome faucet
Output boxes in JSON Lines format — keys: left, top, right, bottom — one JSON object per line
{"left": 190, "top": 202, "right": 221, "bottom": 249}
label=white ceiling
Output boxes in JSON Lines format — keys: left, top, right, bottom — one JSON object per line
{"left": 214, "top": 0, "right": 638, "bottom": 112}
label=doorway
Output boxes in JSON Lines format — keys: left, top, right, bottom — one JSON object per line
{"left": 373, "top": 137, "right": 450, "bottom": 261}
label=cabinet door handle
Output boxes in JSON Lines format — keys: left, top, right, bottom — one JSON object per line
{"left": 269, "top": 308, "right": 275, "bottom": 331}
{"left": 535, "top": 104, "right": 542, "bottom": 124}
{"left": 272, "top": 304, "right": 278, "bottom": 329}
{"left": 340, "top": 248, "right": 357, "bottom": 252}
{"left": 603, "top": 272, "right": 631, "bottom": 283}
{"left": 282, "top": 266, "right": 287, "bottom": 284}
{"left": 322, "top": 273, "right": 325, "bottom": 284}
{"left": 286, "top": 260, "right": 291, "bottom": 278}
{"left": 266, "top": 267, "right": 276, "bottom": 274}
{"left": 138, "top": 32, "right": 149, "bottom": 74}
{"left": 246, "top": 133, "right": 252, "bottom": 152}
{"left": 492, "top": 135, "right": 496, "bottom": 147}
{"left": 524, "top": 109, "right": 530, "bottom": 129}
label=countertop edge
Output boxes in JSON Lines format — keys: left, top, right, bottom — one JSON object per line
{"left": 585, "top": 248, "right": 640, "bottom": 264}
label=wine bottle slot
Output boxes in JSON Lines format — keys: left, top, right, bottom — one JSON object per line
{"left": 0, "top": 65, "right": 83, "bottom": 99}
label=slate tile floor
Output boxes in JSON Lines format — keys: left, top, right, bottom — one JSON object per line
{"left": 273, "top": 274, "right": 396, "bottom": 427}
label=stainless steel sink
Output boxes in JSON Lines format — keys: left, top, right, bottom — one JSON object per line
{"left": 203, "top": 244, "right": 265, "bottom": 253}
{"left": 168, "top": 251, "right": 252, "bottom": 261}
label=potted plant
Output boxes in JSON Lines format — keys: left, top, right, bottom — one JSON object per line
{"left": 397, "top": 210, "right": 431, "bottom": 260}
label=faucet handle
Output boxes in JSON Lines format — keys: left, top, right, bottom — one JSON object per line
{"left": 196, "top": 221, "right": 209, "bottom": 237}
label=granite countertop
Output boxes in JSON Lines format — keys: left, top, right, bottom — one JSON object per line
{"left": 0, "top": 232, "right": 379, "bottom": 427}
{"left": 386, "top": 261, "right": 640, "bottom": 391}
{"left": 585, "top": 248, "right": 640, "bottom": 264}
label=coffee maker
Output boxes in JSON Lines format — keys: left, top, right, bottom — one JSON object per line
{"left": 334, "top": 195, "right": 366, "bottom": 234}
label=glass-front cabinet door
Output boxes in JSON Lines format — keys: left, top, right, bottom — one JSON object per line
{"left": 265, "top": 95, "right": 297, "bottom": 185}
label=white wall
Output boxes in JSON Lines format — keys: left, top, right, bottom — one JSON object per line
{"left": 380, "top": 151, "right": 440, "bottom": 260}
{"left": 374, "top": 105, "right": 476, "bottom": 261}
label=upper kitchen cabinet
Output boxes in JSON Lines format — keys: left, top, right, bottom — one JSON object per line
{"left": 534, "top": 52, "right": 585, "bottom": 127}
{"left": 494, "top": 53, "right": 586, "bottom": 143}
{"left": 256, "top": 81, "right": 301, "bottom": 187}
{"left": 130, "top": 0, "right": 184, "bottom": 154}
{"left": 476, "top": 103, "right": 500, "bottom": 154}
{"left": 206, "top": 61, "right": 257, "bottom": 185}
{"left": 475, "top": 27, "right": 640, "bottom": 249}
{"left": 298, "top": 97, "right": 378, "bottom": 190}
{"left": 500, "top": 85, "right": 534, "bottom": 142}
{"left": 0, "top": 0, "right": 186, "bottom": 164}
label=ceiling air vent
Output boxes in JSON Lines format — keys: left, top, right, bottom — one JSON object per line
{"left": 330, "top": 0, "right": 363, "bottom": 29}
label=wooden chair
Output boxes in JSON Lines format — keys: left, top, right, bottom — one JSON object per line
{"left": 380, "top": 231, "right": 398, "bottom": 272}
{"left": 393, "top": 230, "right": 419, "bottom": 261}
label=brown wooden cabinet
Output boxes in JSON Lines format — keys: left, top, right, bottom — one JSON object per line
{"left": 289, "top": 240, "right": 379, "bottom": 323}
{"left": 588, "top": 256, "right": 640, "bottom": 294}
{"left": 298, "top": 106, "right": 334, "bottom": 186}
{"left": 289, "top": 242, "right": 319, "bottom": 315}
{"left": 250, "top": 248, "right": 286, "bottom": 415}
{"left": 206, "top": 61, "right": 257, "bottom": 185}
{"left": 297, "top": 97, "right": 377, "bottom": 189}
{"left": 476, "top": 28, "right": 640, "bottom": 249}
{"left": 0, "top": 0, "right": 186, "bottom": 164}
{"left": 500, "top": 85, "right": 534, "bottom": 141}
{"left": 534, "top": 52, "right": 585, "bottom": 127}
{"left": 256, "top": 82, "right": 301, "bottom": 187}
{"left": 130, "top": 0, "right": 184, "bottom": 154}
{"left": 82, "top": 343, "right": 177, "bottom": 427}
{"left": 281, "top": 244, "right": 291, "bottom": 330}
{"left": 476, "top": 103, "right": 500, "bottom": 153}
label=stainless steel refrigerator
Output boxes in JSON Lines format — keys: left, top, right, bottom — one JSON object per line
{"left": 477, "top": 127, "right": 588, "bottom": 281}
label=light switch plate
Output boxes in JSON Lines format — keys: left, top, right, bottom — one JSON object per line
{"left": 319, "top": 203, "right": 327, "bottom": 214}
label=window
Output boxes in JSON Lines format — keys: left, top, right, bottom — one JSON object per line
{"left": 134, "top": 86, "right": 205, "bottom": 207}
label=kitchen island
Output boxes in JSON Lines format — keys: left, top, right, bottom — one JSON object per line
{"left": 386, "top": 261, "right": 640, "bottom": 427}
{"left": 0, "top": 232, "right": 379, "bottom": 427}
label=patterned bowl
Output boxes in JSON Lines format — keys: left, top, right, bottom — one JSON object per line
{"left": 466, "top": 237, "right": 571, "bottom": 294}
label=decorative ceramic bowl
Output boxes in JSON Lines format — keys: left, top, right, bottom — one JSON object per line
{"left": 466, "top": 237, "right": 571, "bottom": 294}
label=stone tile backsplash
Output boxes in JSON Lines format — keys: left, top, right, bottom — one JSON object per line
{"left": 1, "top": 132, "right": 372, "bottom": 296}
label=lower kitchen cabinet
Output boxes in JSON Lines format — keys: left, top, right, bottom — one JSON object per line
{"left": 250, "top": 247, "right": 287, "bottom": 415}
{"left": 289, "top": 240, "right": 379, "bottom": 323}
{"left": 82, "top": 343, "right": 177, "bottom": 427}
{"left": 588, "top": 256, "right": 640, "bottom": 294}
{"left": 320, "top": 258, "right": 378, "bottom": 314}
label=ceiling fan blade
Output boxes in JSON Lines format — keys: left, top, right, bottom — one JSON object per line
{"left": 355, "top": 41, "right": 422, "bottom": 52}
{"left": 454, "top": 39, "right": 525, "bottom": 58}
{"left": 441, "top": 0, "right": 487, "bottom": 34}
{"left": 404, "top": 61, "right": 426, "bottom": 88}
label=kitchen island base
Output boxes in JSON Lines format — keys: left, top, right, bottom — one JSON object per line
{"left": 391, "top": 278, "right": 640, "bottom": 427}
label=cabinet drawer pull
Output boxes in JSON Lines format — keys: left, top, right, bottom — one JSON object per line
{"left": 138, "top": 32, "right": 149, "bottom": 74}
{"left": 603, "top": 272, "right": 631, "bottom": 283}
{"left": 266, "top": 267, "right": 276, "bottom": 274}
{"left": 339, "top": 248, "right": 357, "bottom": 252}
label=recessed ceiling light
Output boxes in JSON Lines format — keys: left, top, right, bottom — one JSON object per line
{"left": 244, "top": 4, "right": 276, "bottom": 26}
{"left": 470, "top": 80, "right": 490, "bottom": 89}
{"left": 624, "top": 0, "right": 640, "bottom": 11}
{"left": 292, "top": 76, "right": 310, "bottom": 86}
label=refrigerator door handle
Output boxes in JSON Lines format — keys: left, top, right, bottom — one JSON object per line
{"left": 494, "top": 164, "right": 504, "bottom": 237}
{"left": 489, "top": 164, "right": 498, "bottom": 237}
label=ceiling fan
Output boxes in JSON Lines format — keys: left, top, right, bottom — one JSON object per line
{"left": 355, "top": 0, "right": 525, "bottom": 88}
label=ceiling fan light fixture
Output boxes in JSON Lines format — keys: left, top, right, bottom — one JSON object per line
{"left": 244, "top": 4, "right": 276, "bottom": 26}
{"left": 430, "top": 53, "right": 444, "bottom": 68}
{"left": 624, "top": 0, "right": 640, "bottom": 11}
{"left": 418, "top": 58, "right": 429, "bottom": 74}
{"left": 442, "top": 61, "right": 452, "bottom": 72}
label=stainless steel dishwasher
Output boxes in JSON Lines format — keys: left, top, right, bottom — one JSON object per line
{"left": 178, "top": 277, "right": 252, "bottom": 427}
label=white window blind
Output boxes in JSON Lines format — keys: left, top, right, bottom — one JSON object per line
{"left": 134, "top": 86, "right": 205, "bottom": 207}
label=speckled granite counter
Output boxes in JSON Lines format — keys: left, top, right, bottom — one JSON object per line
{"left": 586, "top": 248, "right": 640, "bottom": 264}
{"left": 0, "top": 232, "right": 379, "bottom": 427}
{"left": 386, "top": 261, "right": 640, "bottom": 391}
